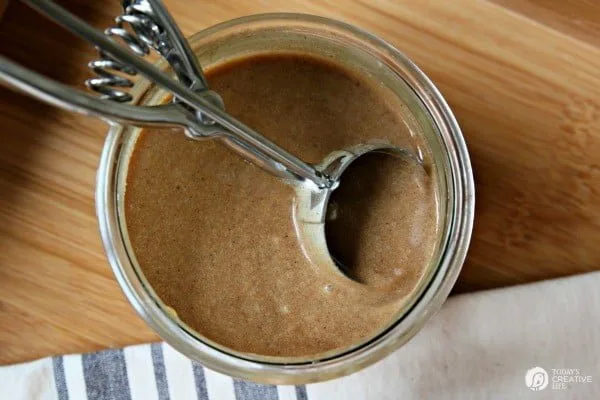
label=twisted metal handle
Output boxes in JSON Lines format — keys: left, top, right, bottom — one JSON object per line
{"left": 86, "top": 0, "right": 210, "bottom": 103}
{"left": 86, "top": 12, "right": 156, "bottom": 102}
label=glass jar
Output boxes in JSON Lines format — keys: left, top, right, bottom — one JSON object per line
{"left": 96, "top": 13, "right": 474, "bottom": 384}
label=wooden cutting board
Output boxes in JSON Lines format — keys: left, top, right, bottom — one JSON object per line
{"left": 1, "top": 0, "right": 599, "bottom": 365}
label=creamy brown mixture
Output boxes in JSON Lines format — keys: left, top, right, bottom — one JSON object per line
{"left": 125, "top": 53, "right": 438, "bottom": 357}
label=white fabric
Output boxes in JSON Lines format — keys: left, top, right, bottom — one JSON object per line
{"left": 0, "top": 358, "right": 57, "bottom": 400}
{"left": 123, "top": 345, "right": 159, "bottom": 400}
{"left": 1, "top": 272, "right": 599, "bottom": 399}
{"left": 204, "top": 367, "right": 237, "bottom": 400}
{"left": 277, "top": 385, "right": 299, "bottom": 400}
{"left": 62, "top": 355, "right": 87, "bottom": 399}
{"left": 162, "top": 344, "right": 197, "bottom": 400}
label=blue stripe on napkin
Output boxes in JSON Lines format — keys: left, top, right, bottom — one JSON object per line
{"left": 82, "top": 349, "right": 131, "bottom": 400}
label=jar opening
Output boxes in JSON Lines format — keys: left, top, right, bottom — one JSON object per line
{"left": 96, "top": 13, "right": 473, "bottom": 384}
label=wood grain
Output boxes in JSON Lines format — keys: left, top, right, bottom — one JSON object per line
{"left": 492, "top": 0, "right": 600, "bottom": 46}
{"left": 1, "top": 0, "right": 599, "bottom": 364}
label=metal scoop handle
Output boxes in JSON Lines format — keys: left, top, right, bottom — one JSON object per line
{"left": 0, "top": 0, "right": 333, "bottom": 189}
{"left": 138, "top": 0, "right": 209, "bottom": 92}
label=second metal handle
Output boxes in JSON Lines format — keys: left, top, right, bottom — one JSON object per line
{"left": 14, "top": 0, "right": 334, "bottom": 189}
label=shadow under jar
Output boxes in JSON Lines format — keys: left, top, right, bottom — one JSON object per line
{"left": 96, "top": 13, "right": 474, "bottom": 384}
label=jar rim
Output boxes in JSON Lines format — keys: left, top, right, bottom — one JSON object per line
{"left": 96, "top": 12, "right": 474, "bottom": 384}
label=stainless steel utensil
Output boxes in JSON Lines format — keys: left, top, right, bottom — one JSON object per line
{"left": 0, "top": 0, "right": 419, "bottom": 279}
{"left": 1, "top": 0, "right": 333, "bottom": 188}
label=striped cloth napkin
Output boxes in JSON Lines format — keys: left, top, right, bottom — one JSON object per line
{"left": 4, "top": 342, "right": 306, "bottom": 400}
{"left": 2, "top": 271, "right": 599, "bottom": 400}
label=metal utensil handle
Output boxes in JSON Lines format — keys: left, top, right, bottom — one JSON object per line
{"left": 13, "top": 0, "right": 334, "bottom": 189}
{"left": 139, "top": 0, "right": 314, "bottom": 182}
{"left": 0, "top": 55, "right": 194, "bottom": 127}
{"left": 144, "top": 0, "right": 209, "bottom": 91}
{"left": 0, "top": 57, "right": 310, "bottom": 185}
{"left": 86, "top": 0, "right": 210, "bottom": 102}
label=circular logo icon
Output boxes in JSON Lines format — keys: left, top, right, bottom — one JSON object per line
{"left": 525, "top": 367, "right": 549, "bottom": 391}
